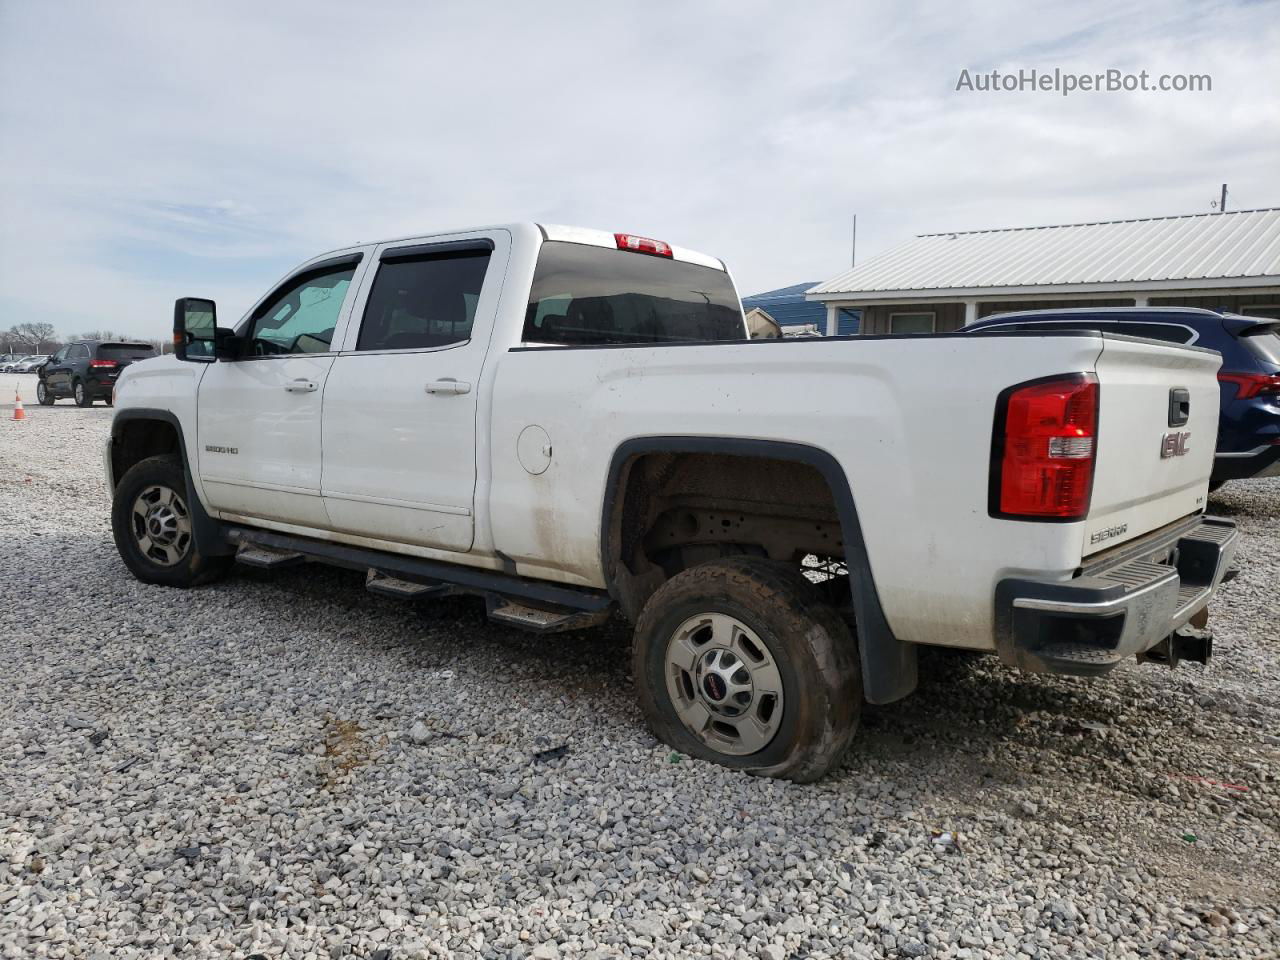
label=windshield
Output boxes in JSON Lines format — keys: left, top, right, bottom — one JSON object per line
{"left": 524, "top": 241, "right": 744, "bottom": 345}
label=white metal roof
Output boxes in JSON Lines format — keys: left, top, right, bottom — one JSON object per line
{"left": 809, "top": 207, "right": 1280, "bottom": 302}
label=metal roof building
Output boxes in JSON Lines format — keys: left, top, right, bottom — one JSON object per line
{"left": 743, "top": 282, "right": 859, "bottom": 336}
{"left": 807, "top": 207, "right": 1280, "bottom": 335}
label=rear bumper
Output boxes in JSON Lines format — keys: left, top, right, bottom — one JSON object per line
{"left": 995, "top": 515, "right": 1238, "bottom": 676}
{"left": 1213, "top": 443, "right": 1280, "bottom": 481}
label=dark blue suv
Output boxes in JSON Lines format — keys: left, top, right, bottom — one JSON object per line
{"left": 964, "top": 308, "right": 1280, "bottom": 489}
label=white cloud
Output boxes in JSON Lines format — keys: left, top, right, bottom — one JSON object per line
{"left": 1, "top": 0, "right": 1277, "bottom": 337}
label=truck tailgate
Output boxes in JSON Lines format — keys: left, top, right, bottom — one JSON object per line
{"left": 1085, "top": 336, "right": 1222, "bottom": 555}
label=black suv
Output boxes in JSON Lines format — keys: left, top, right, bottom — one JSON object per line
{"left": 37, "top": 340, "right": 158, "bottom": 407}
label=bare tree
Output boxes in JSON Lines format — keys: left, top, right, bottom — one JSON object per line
{"left": 8, "top": 322, "right": 59, "bottom": 353}
{"left": 76, "top": 329, "right": 130, "bottom": 341}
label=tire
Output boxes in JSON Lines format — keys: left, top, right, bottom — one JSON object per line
{"left": 632, "top": 556, "right": 862, "bottom": 782}
{"left": 73, "top": 380, "right": 93, "bottom": 407}
{"left": 111, "top": 455, "right": 231, "bottom": 588}
{"left": 36, "top": 380, "right": 54, "bottom": 405}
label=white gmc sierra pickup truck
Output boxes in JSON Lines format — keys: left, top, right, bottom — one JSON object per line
{"left": 106, "top": 222, "right": 1239, "bottom": 781}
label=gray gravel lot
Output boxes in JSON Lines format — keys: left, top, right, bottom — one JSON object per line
{"left": 2, "top": 374, "right": 1278, "bottom": 959}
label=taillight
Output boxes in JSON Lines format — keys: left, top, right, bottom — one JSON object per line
{"left": 990, "top": 373, "right": 1099, "bottom": 521}
{"left": 1218, "top": 372, "right": 1280, "bottom": 399}
{"left": 89, "top": 359, "right": 118, "bottom": 369}
{"left": 614, "top": 233, "right": 673, "bottom": 258}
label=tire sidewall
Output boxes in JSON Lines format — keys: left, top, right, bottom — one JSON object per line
{"left": 37, "top": 380, "right": 52, "bottom": 405}
{"left": 74, "top": 380, "right": 91, "bottom": 406}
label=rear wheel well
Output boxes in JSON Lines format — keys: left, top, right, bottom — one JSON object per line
{"left": 604, "top": 440, "right": 920, "bottom": 705}
{"left": 604, "top": 449, "right": 848, "bottom": 621}
{"left": 111, "top": 419, "right": 181, "bottom": 488}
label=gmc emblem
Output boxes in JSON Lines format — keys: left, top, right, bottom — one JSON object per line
{"left": 1160, "top": 431, "right": 1191, "bottom": 459}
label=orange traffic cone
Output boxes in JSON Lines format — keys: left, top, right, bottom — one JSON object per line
{"left": 11, "top": 387, "right": 25, "bottom": 421}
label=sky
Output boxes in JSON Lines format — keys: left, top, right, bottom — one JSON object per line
{"left": 1, "top": 0, "right": 1278, "bottom": 340}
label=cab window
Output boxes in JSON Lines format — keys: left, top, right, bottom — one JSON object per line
{"left": 356, "top": 248, "right": 491, "bottom": 352}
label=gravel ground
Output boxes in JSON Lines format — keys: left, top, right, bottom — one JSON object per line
{"left": 2, "top": 373, "right": 1278, "bottom": 960}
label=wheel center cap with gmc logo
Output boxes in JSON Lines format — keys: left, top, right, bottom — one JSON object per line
{"left": 702, "top": 674, "right": 727, "bottom": 701}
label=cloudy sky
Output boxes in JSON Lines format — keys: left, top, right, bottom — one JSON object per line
{"left": 1, "top": 0, "right": 1278, "bottom": 339}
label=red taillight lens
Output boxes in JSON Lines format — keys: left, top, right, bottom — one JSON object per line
{"left": 992, "top": 374, "right": 1099, "bottom": 520}
{"left": 89, "top": 359, "right": 118, "bottom": 369}
{"left": 614, "top": 233, "right": 673, "bottom": 258}
{"left": 1218, "top": 372, "right": 1280, "bottom": 398}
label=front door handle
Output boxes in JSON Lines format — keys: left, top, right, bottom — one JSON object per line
{"left": 425, "top": 379, "right": 472, "bottom": 396}
{"left": 285, "top": 378, "right": 318, "bottom": 393}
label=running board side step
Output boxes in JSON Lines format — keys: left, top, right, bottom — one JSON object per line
{"left": 485, "top": 596, "right": 612, "bottom": 634}
{"left": 235, "top": 543, "right": 307, "bottom": 569}
{"left": 223, "top": 525, "right": 614, "bottom": 618}
{"left": 366, "top": 569, "right": 453, "bottom": 600}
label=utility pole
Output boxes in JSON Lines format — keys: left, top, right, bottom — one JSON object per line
{"left": 851, "top": 214, "right": 858, "bottom": 267}
{"left": 1219, "top": 183, "right": 1228, "bottom": 213}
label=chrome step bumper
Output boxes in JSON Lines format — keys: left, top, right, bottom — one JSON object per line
{"left": 994, "top": 516, "right": 1239, "bottom": 676}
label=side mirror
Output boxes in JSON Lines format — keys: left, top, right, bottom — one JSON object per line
{"left": 213, "top": 326, "right": 242, "bottom": 361}
{"left": 173, "top": 297, "right": 217, "bottom": 362}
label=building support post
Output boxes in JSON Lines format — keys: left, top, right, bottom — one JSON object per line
{"left": 963, "top": 300, "right": 978, "bottom": 326}
{"left": 1133, "top": 296, "right": 1149, "bottom": 307}
{"left": 826, "top": 304, "right": 839, "bottom": 337}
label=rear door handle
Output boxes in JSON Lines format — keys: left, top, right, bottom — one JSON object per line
{"left": 425, "top": 379, "right": 472, "bottom": 395}
{"left": 285, "top": 378, "right": 319, "bottom": 393}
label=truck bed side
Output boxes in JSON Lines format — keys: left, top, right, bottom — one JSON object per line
{"left": 486, "top": 332, "right": 1132, "bottom": 651}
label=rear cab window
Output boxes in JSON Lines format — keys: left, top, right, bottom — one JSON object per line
{"left": 98, "top": 343, "right": 157, "bottom": 360}
{"left": 523, "top": 241, "right": 745, "bottom": 345}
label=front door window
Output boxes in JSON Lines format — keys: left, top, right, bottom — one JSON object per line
{"left": 246, "top": 264, "right": 357, "bottom": 356}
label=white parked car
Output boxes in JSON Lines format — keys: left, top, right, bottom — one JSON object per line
{"left": 4, "top": 354, "right": 48, "bottom": 373}
{"left": 104, "top": 223, "right": 1239, "bottom": 780}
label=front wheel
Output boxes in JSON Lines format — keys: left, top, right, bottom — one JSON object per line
{"left": 73, "top": 380, "right": 93, "bottom": 407}
{"left": 111, "top": 455, "right": 231, "bottom": 587}
{"left": 36, "top": 380, "right": 54, "bottom": 405}
{"left": 633, "top": 556, "right": 862, "bottom": 782}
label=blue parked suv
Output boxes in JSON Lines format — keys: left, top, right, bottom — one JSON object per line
{"left": 964, "top": 308, "right": 1280, "bottom": 489}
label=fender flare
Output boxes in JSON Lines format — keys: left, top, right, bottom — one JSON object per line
{"left": 600, "top": 436, "right": 916, "bottom": 704}
{"left": 109, "top": 408, "right": 234, "bottom": 557}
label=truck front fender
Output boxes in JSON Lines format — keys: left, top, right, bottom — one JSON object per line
{"left": 109, "top": 408, "right": 234, "bottom": 557}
